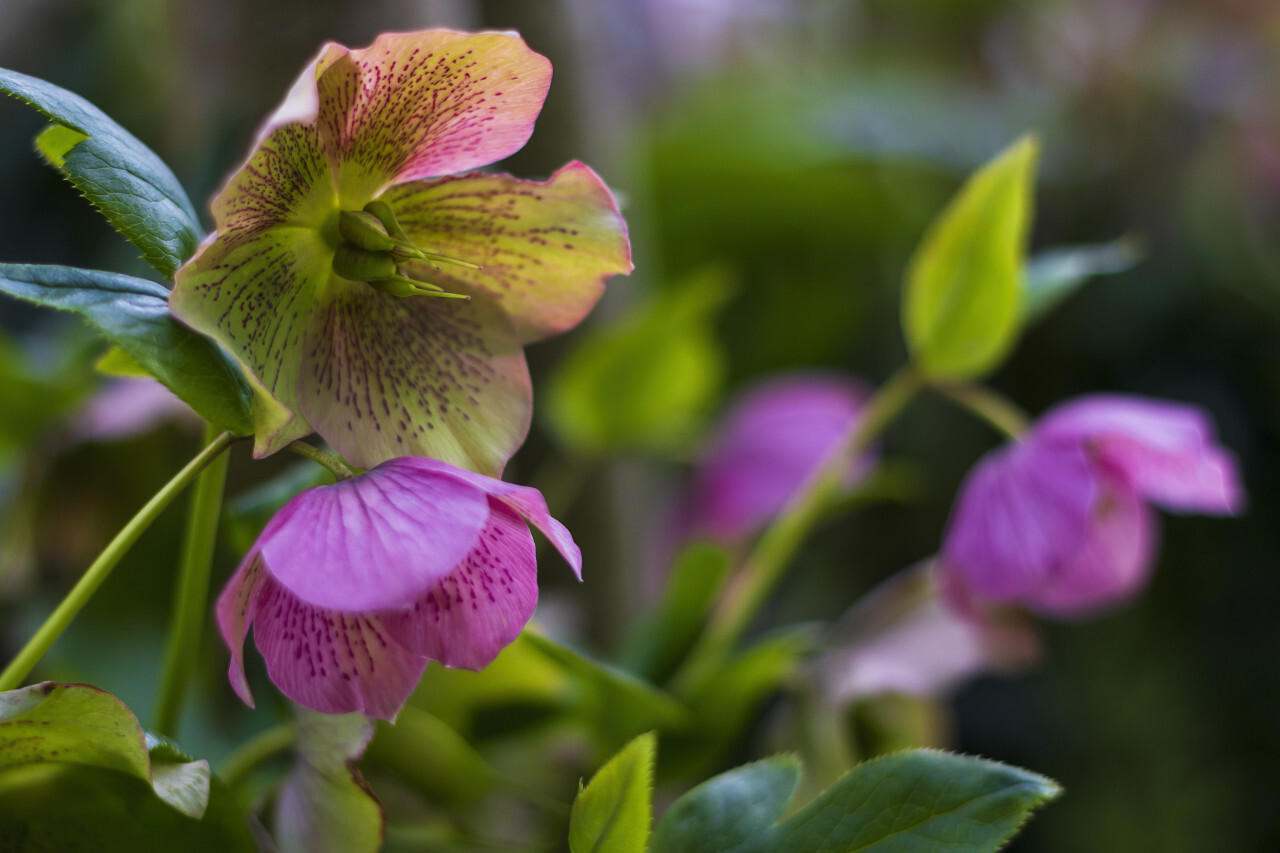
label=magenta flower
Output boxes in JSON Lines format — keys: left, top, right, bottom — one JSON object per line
{"left": 942, "top": 394, "right": 1243, "bottom": 617}
{"left": 171, "top": 30, "right": 631, "bottom": 475}
{"left": 688, "top": 373, "right": 872, "bottom": 541}
{"left": 217, "top": 456, "right": 579, "bottom": 720}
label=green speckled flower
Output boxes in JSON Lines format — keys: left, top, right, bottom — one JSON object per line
{"left": 171, "top": 29, "right": 631, "bottom": 475}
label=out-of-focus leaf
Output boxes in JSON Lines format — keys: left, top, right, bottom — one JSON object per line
{"left": 0, "top": 264, "right": 253, "bottom": 434}
{"left": 651, "top": 755, "right": 800, "bottom": 853}
{"left": 223, "top": 460, "right": 334, "bottom": 555}
{"left": 568, "top": 732, "right": 655, "bottom": 853}
{"left": 0, "top": 67, "right": 202, "bottom": 277}
{"left": 276, "top": 710, "right": 383, "bottom": 853}
{"left": 96, "top": 344, "right": 152, "bottom": 377}
{"left": 364, "top": 706, "right": 497, "bottom": 804}
{"left": 617, "top": 542, "right": 731, "bottom": 684}
{"left": 1022, "top": 237, "right": 1144, "bottom": 324}
{"left": 0, "top": 683, "right": 254, "bottom": 850}
{"left": 524, "top": 630, "right": 688, "bottom": 750}
{"left": 546, "top": 269, "right": 729, "bottom": 455}
{"left": 767, "top": 749, "right": 1060, "bottom": 852}
{"left": 902, "top": 135, "right": 1038, "bottom": 379}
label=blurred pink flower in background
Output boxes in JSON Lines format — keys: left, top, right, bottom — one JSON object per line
{"left": 687, "top": 373, "right": 873, "bottom": 543}
{"left": 942, "top": 394, "right": 1243, "bottom": 618}
{"left": 69, "top": 378, "right": 199, "bottom": 442}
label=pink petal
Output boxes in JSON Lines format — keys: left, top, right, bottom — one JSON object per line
{"left": 689, "top": 373, "right": 871, "bottom": 541}
{"left": 392, "top": 456, "right": 582, "bottom": 576}
{"left": 258, "top": 458, "right": 491, "bottom": 611}
{"left": 379, "top": 500, "right": 539, "bottom": 670}
{"left": 249, "top": 571, "right": 428, "bottom": 720}
{"left": 216, "top": 555, "right": 269, "bottom": 708}
{"left": 1026, "top": 483, "right": 1158, "bottom": 618}
{"left": 314, "top": 30, "right": 552, "bottom": 201}
{"left": 381, "top": 162, "right": 632, "bottom": 343}
{"left": 941, "top": 440, "right": 1098, "bottom": 602}
{"left": 297, "top": 285, "right": 532, "bottom": 475}
{"left": 1034, "top": 394, "right": 1243, "bottom": 514}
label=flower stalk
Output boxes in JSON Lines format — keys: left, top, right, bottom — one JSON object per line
{"left": 931, "top": 381, "right": 1030, "bottom": 439}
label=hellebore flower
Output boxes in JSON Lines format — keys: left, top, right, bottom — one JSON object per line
{"left": 941, "top": 394, "right": 1243, "bottom": 617}
{"left": 688, "top": 373, "right": 872, "bottom": 542}
{"left": 172, "top": 29, "right": 632, "bottom": 475}
{"left": 217, "top": 456, "right": 580, "bottom": 720}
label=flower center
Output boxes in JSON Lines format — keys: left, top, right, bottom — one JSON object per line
{"left": 330, "top": 201, "right": 479, "bottom": 300}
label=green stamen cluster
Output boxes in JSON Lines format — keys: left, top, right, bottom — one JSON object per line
{"left": 333, "top": 201, "right": 478, "bottom": 299}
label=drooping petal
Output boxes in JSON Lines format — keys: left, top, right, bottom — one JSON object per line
{"left": 380, "top": 501, "right": 539, "bottom": 670}
{"left": 1034, "top": 394, "right": 1243, "bottom": 514}
{"left": 257, "top": 458, "right": 491, "bottom": 611}
{"left": 312, "top": 30, "right": 552, "bottom": 204}
{"left": 215, "top": 555, "right": 269, "bottom": 708}
{"left": 392, "top": 456, "right": 582, "bottom": 576}
{"left": 250, "top": 571, "right": 428, "bottom": 721}
{"left": 1027, "top": 483, "right": 1158, "bottom": 618}
{"left": 382, "top": 161, "right": 632, "bottom": 342}
{"left": 689, "top": 373, "right": 871, "bottom": 541}
{"left": 298, "top": 286, "right": 531, "bottom": 474}
{"left": 941, "top": 440, "right": 1097, "bottom": 601}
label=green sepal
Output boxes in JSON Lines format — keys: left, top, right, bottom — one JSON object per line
{"left": 0, "top": 263, "right": 254, "bottom": 435}
{"left": 568, "top": 732, "right": 656, "bottom": 853}
{"left": 902, "top": 135, "right": 1038, "bottom": 379}
{"left": 0, "top": 67, "right": 203, "bottom": 278}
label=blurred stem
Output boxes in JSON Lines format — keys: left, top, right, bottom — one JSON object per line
{"left": 931, "top": 381, "right": 1029, "bottom": 439}
{"left": 672, "top": 367, "right": 923, "bottom": 696}
{"left": 285, "top": 440, "right": 356, "bottom": 480}
{"left": 0, "top": 431, "right": 236, "bottom": 692}
{"left": 218, "top": 722, "right": 296, "bottom": 791}
{"left": 153, "top": 421, "right": 232, "bottom": 736}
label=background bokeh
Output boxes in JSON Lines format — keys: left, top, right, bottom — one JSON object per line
{"left": 2, "top": 1, "right": 1278, "bottom": 850}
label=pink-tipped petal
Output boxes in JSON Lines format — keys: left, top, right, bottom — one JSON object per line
{"left": 298, "top": 286, "right": 532, "bottom": 474}
{"left": 1028, "top": 483, "right": 1159, "bottom": 618}
{"left": 315, "top": 30, "right": 552, "bottom": 202}
{"left": 394, "top": 456, "right": 582, "bottom": 576}
{"left": 382, "top": 162, "right": 632, "bottom": 343}
{"left": 1035, "top": 394, "right": 1243, "bottom": 514}
{"left": 251, "top": 572, "right": 428, "bottom": 721}
{"left": 690, "top": 373, "right": 871, "bottom": 541}
{"left": 942, "top": 440, "right": 1098, "bottom": 601}
{"left": 216, "top": 556, "right": 268, "bottom": 708}
{"left": 258, "top": 458, "right": 491, "bottom": 611}
{"left": 380, "top": 501, "right": 539, "bottom": 670}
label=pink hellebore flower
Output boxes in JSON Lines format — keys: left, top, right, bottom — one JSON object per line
{"left": 217, "top": 456, "right": 580, "bottom": 720}
{"left": 942, "top": 394, "right": 1243, "bottom": 618}
{"left": 689, "top": 373, "right": 872, "bottom": 542}
{"left": 171, "top": 30, "right": 632, "bottom": 476}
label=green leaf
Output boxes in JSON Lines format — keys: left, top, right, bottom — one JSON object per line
{"left": 651, "top": 755, "right": 800, "bottom": 853}
{"left": 0, "top": 67, "right": 202, "bottom": 277}
{"left": 546, "top": 269, "right": 729, "bottom": 454}
{"left": 0, "top": 264, "right": 253, "bottom": 435}
{"left": 767, "top": 749, "right": 1060, "bottom": 852}
{"left": 363, "top": 706, "right": 497, "bottom": 804}
{"left": 569, "top": 732, "right": 656, "bottom": 853}
{"left": 276, "top": 710, "right": 383, "bottom": 853}
{"left": 96, "top": 344, "right": 152, "bottom": 377}
{"left": 902, "top": 135, "right": 1038, "bottom": 379}
{"left": 1022, "top": 236, "right": 1144, "bottom": 324}
{"left": 618, "top": 542, "right": 731, "bottom": 684}
{"left": 145, "top": 733, "right": 212, "bottom": 820}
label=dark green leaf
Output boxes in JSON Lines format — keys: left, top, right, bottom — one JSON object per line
{"left": 902, "top": 135, "right": 1038, "bottom": 379}
{"left": 0, "top": 67, "right": 202, "bottom": 277}
{"left": 569, "top": 732, "right": 656, "bottom": 853}
{"left": 1022, "top": 236, "right": 1144, "bottom": 324}
{"left": 651, "top": 755, "right": 800, "bottom": 853}
{"left": 0, "top": 264, "right": 253, "bottom": 434}
{"left": 767, "top": 749, "right": 1061, "bottom": 852}
{"left": 364, "top": 706, "right": 497, "bottom": 804}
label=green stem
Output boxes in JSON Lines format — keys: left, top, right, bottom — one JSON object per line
{"left": 931, "top": 381, "right": 1030, "bottom": 439}
{"left": 672, "top": 366, "right": 923, "bottom": 695}
{"left": 218, "top": 723, "right": 296, "bottom": 791}
{"left": 285, "top": 440, "right": 356, "bottom": 481}
{"left": 152, "top": 421, "right": 232, "bottom": 736}
{"left": 0, "top": 431, "right": 236, "bottom": 692}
